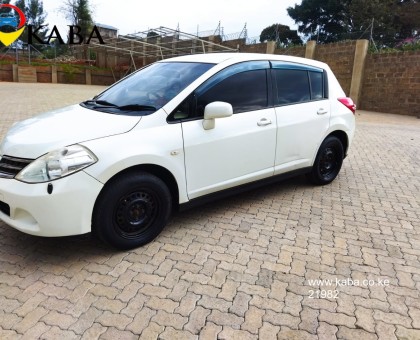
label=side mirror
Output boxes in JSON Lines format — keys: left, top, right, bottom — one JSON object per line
{"left": 202, "top": 101, "right": 233, "bottom": 130}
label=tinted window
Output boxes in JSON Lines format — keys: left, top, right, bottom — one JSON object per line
{"left": 309, "top": 71, "right": 324, "bottom": 100}
{"left": 274, "top": 69, "right": 310, "bottom": 105}
{"left": 197, "top": 70, "right": 268, "bottom": 115}
{"left": 168, "top": 61, "right": 270, "bottom": 121}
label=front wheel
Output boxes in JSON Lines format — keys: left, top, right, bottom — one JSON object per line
{"left": 92, "top": 171, "right": 172, "bottom": 249}
{"left": 307, "top": 136, "right": 344, "bottom": 185}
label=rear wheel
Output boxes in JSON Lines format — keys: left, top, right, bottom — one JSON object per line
{"left": 93, "top": 171, "right": 171, "bottom": 249}
{"left": 307, "top": 136, "right": 344, "bottom": 185}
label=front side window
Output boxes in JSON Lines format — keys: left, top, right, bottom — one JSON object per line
{"left": 169, "top": 61, "right": 270, "bottom": 121}
{"left": 196, "top": 69, "right": 268, "bottom": 116}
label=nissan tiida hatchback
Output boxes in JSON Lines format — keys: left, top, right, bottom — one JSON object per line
{"left": 0, "top": 53, "right": 355, "bottom": 249}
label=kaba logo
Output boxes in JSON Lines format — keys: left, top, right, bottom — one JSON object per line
{"left": 0, "top": 4, "right": 106, "bottom": 46}
{"left": 28, "top": 25, "right": 106, "bottom": 45}
{"left": 0, "top": 4, "right": 26, "bottom": 46}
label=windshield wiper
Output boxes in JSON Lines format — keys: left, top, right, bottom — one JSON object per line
{"left": 82, "top": 100, "right": 118, "bottom": 107}
{"left": 82, "top": 101, "right": 157, "bottom": 114}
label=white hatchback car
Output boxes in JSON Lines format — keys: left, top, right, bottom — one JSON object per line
{"left": 0, "top": 53, "right": 355, "bottom": 249}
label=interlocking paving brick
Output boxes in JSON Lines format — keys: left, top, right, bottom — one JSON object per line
{"left": 159, "top": 327, "right": 198, "bottom": 340}
{"left": 277, "top": 327, "right": 318, "bottom": 340}
{"left": 1, "top": 85, "right": 420, "bottom": 339}
{"left": 96, "top": 311, "right": 133, "bottom": 330}
{"left": 198, "top": 322, "right": 222, "bottom": 339}
{"left": 336, "top": 326, "right": 378, "bottom": 340}
{"left": 264, "top": 311, "right": 300, "bottom": 329}
{"left": 175, "top": 292, "right": 200, "bottom": 317}
{"left": 69, "top": 307, "right": 102, "bottom": 335}
{"left": 375, "top": 321, "right": 397, "bottom": 340}
{"left": 126, "top": 307, "right": 156, "bottom": 334}
{"left": 395, "top": 326, "right": 420, "bottom": 340}
{"left": 241, "top": 305, "right": 264, "bottom": 334}
{"left": 299, "top": 306, "right": 319, "bottom": 334}
{"left": 317, "top": 322, "right": 338, "bottom": 340}
{"left": 218, "top": 327, "right": 256, "bottom": 340}
{"left": 355, "top": 306, "right": 376, "bottom": 332}
{"left": 229, "top": 292, "right": 251, "bottom": 317}
{"left": 258, "top": 322, "right": 280, "bottom": 340}
{"left": 13, "top": 307, "right": 48, "bottom": 334}
{"left": 207, "top": 310, "right": 244, "bottom": 327}
{"left": 319, "top": 310, "right": 356, "bottom": 328}
{"left": 184, "top": 306, "right": 211, "bottom": 334}
{"left": 152, "top": 310, "right": 188, "bottom": 329}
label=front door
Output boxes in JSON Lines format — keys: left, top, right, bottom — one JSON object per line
{"left": 176, "top": 61, "right": 277, "bottom": 199}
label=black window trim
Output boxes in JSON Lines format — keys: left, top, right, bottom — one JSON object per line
{"left": 167, "top": 60, "right": 330, "bottom": 123}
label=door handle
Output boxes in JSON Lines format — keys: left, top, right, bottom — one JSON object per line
{"left": 257, "top": 118, "right": 272, "bottom": 126}
{"left": 317, "top": 108, "right": 328, "bottom": 115}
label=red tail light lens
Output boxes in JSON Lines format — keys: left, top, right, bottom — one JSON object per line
{"left": 338, "top": 97, "right": 356, "bottom": 114}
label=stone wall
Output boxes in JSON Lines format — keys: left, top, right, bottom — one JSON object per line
{"left": 1, "top": 40, "right": 419, "bottom": 116}
{"left": 274, "top": 46, "right": 306, "bottom": 58}
{"left": 0, "top": 65, "right": 122, "bottom": 86}
{"left": 0, "top": 64, "right": 13, "bottom": 82}
{"left": 362, "top": 51, "right": 420, "bottom": 116}
{"left": 315, "top": 41, "right": 357, "bottom": 96}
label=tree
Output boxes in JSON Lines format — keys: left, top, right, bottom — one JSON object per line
{"left": 14, "top": 0, "right": 48, "bottom": 42}
{"left": 60, "top": 0, "right": 93, "bottom": 41}
{"left": 287, "top": 0, "right": 352, "bottom": 43}
{"left": 259, "top": 24, "right": 302, "bottom": 46}
{"left": 394, "top": 0, "right": 420, "bottom": 38}
{"left": 287, "top": 0, "right": 420, "bottom": 45}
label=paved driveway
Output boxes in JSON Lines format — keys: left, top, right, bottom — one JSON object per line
{"left": 0, "top": 82, "right": 419, "bottom": 339}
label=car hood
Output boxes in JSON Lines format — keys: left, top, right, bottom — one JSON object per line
{"left": 0, "top": 104, "right": 141, "bottom": 159}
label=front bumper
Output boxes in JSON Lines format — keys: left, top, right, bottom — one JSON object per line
{"left": 0, "top": 171, "right": 103, "bottom": 237}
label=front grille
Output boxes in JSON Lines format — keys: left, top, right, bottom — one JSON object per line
{"left": 0, "top": 201, "right": 10, "bottom": 216}
{"left": 0, "top": 155, "right": 34, "bottom": 179}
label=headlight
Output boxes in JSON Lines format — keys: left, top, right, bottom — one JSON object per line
{"left": 16, "top": 145, "right": 98, "bottom": 183}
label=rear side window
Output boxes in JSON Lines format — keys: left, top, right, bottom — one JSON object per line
{"left": 273, "top": 69, "right": 310, "bottom": 105}
{"left": 272, "top": 62, "right": 326, "bottom": 106}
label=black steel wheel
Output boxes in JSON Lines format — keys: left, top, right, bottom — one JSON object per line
{"left": 307, "top": 136, "right": 344, "bottom": 185}
{"left": 93, "top": 171, "right": 171, "bottom": 249}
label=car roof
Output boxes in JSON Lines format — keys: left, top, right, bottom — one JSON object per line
{"left": 160, "top": 52, "right": 328, "bottom": 69}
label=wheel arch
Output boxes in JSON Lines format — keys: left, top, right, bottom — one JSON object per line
{"left": 326, "top": 130, "right": 349, "bottom": 155}
{"left": 95, "top": 164, "right": 180, "bottom": 210}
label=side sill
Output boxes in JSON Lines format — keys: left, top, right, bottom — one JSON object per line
{"left": 179, "top": 167, "right": 312, "bottom": 212}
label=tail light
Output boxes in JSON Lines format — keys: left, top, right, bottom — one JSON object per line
{"left": 338, "top": 97, "right": 356, "bottom": 114}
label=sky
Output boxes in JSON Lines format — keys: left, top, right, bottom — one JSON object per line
{"left": 41, "top": 0, "right": 299, "bottom": 40}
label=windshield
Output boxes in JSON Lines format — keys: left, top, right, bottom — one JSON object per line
{"left": 82, "top": 62, "right": 214, "bottom": 115}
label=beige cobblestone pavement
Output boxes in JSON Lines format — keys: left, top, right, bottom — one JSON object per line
{"left": 0, "top": 82, "right": 420, "bottom": 339}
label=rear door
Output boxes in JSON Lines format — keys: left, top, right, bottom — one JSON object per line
{"left": 271, "top": 62, "right": 331, "bottom": 174}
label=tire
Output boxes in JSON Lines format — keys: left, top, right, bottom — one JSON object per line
{"left": 307, "top": 136, "right": 344, "bottom": 185}
{"left": 92, "top": 171, "right": 172, "bottom": 249}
